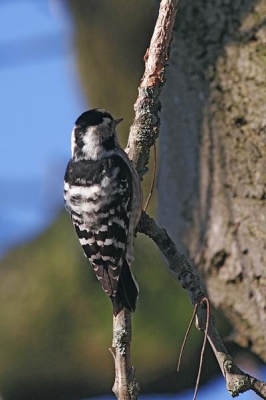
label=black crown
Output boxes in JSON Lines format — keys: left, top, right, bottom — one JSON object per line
{"left": 75, "top": 108, "right": 113, "bottom": 128}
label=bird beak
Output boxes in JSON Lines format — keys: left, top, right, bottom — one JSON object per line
{"left": 114, "top": 118, "right": 123, "bottom": 126}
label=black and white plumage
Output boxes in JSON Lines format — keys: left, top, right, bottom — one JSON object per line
{"left": 64, "top": 108, "right": 142, "bottom": 315}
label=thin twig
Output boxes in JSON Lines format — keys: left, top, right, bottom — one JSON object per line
{"left": 177, "top": 303, "right": 198, "bottom": 372}
{"left": 109, "top": 347, "right": 116, "bottom": 362}
{"left": 143, "top": 144, "right": 157, "bottom": 212}
{"left": 193, "top": 298, "right": 210, "bottom": 400}
{"left": 138, "top": 213, "right": 266, "bottom": 399}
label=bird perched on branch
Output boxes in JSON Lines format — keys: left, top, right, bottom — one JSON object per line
{"left": 64, "top": 108, "right": 142, "bottom": 315}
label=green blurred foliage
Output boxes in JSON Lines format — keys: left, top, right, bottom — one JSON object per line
{"left": 0, "top": 1, "right": 231, "bottom": 399}
{"left": 0, "top": 213, "right": 206, "bottom": 399}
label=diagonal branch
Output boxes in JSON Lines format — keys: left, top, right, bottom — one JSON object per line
{"left": 125, "top": 0, "right": 178, "bottom": 173}
{"left": 138, "top": 212, "right": 266, "bottom": 398}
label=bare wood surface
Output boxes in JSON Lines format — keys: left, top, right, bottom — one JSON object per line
{"left": 140, "top": 0, "right": 177, "bottom": 87}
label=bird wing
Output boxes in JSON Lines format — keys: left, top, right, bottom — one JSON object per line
{"left": 64, "top": 155, "right": 133, "bottom": 297}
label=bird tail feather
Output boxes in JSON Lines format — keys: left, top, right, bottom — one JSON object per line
{"left": 111, "top": 260, "right": 139, "bottom": 316}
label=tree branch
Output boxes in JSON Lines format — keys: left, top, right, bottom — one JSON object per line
{"left": 138, "top": 212, "right": 266, "bottom": 398}
{"left": 125, "top": 0, "right": 178, "bottom": 173}
{"left": 125, "top": 0, "right": 266, "bottom": 397}
{"left": 112, "top": 1, "right": 178, "bottom": 399}
{"left": 112, "top": 310, "right": 139, "bottom": 400}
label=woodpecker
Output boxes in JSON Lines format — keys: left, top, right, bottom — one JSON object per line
{"left": 64, "top": 108, "right": 142, "bottom": 315}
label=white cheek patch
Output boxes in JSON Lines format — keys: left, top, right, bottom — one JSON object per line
{"left": 71, "top": 128, "right": 76, "bottom": 156}
{"left": 82, "top": 128, "right": 102, "bottom": 159}
{"left": 71, "top": 117, "right": 117, "bottom": 160}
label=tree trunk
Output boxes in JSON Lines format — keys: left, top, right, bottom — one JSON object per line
{"left": 159, "top": 0, "right": 266, "bottom": 360}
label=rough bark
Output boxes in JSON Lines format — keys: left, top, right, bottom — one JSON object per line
{"left": 112, "top": 310, "right": 139, "bottom": 400}
{"left": 113, "top": 3, "right": 178, "bottom": 398}
{"left": 158, "top": 0, "right": 266, "bottom": 360}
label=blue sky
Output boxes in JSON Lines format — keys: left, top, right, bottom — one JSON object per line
{"left": 89, "top": 367, "right": 264, "bottom": 399}
{"left": 0, "top": 0, "right": 86, "bottom": 254}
